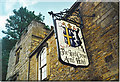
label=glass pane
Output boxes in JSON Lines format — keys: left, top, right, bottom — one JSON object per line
{"left": 44, "top": 58, "right": 46, "bottom": 64}
{"left": 41, "top": 59, "right": 46, "bottom": 67}
{"left": 41, "top": 60, "right": 44, "bottom": 67}
{"left": 41, "top": 53, "right": 44, "bottom": 61}
{"left": 41, "top": 47, "right": 47, "bottom": 67}
{"left": 42, "top": 66, "right": 47, "bottom": 80}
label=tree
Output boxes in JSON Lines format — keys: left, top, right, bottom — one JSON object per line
{"left": 2, "top": 7, "right": 46, "bottom": 80}
{"left": 2, "top": 36, "right": 16, "bottom": 80}
{"left": 2, "top": 7, "right": 45, "bottom": 40}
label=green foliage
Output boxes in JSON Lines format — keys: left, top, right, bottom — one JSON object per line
{"left": 44, "top": 25, "right": 51, "bottom": 30}
{"left": 2, "top": 7, "right": 45, "bottom": 40}
{"left": 2, "top": 36, "right": 17, "bottom": 80}
{"left": 2, "top": 36, "right": 16, "bottom": 52}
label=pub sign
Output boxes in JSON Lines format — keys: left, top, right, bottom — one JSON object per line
{"left": 55, "top": 20, "right": 89, "bottom": 67}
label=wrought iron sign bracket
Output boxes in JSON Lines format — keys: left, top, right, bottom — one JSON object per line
{"left": 48, "top": 8, "right": 95, "bottom": 28}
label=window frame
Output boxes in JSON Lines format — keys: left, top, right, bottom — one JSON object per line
{"left": 15, "top": 49, "right": 20, "bottom": 65}
{"left": 38, "top": 47, "right": 47, "bottom": 80}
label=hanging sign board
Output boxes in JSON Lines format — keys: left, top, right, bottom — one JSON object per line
{"left": 55, "top": 20, "right": 89, "bottom": 67}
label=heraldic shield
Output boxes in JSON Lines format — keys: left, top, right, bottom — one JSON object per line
{"left": 63, "top": 26, "right": 82, "bottom": 47}
{"left": 55, "top": 20, "right": 89, "bottom": 67}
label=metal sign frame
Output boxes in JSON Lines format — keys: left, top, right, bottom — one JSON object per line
{"left": 55, "top": 19, "right": 90, "bottom": 67}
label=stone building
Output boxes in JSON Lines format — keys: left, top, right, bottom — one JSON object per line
{"left": 6, "top": 2, "right": 119, "bottom": 81}
{"left": 6, "top": 21, "right": 50, "bottom": 80}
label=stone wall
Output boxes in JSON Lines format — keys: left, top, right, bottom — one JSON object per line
{"left": 29, "top": 53, "right": 38, "bottom": 80}
{"left": 47, "top": 2, "right": 119, "bottom": 81}
{"left": 6, "top": 48, "right": 16, "bottom": 79}
{"left": 6, "top": 21, "right": 50, "bottom": 80}
{"left": 80, "top": 2, "right": 118, "bottom": 80}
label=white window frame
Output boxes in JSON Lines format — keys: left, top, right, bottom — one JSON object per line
{"left": 38, "top": 47, "right": 47, "bottom": 80}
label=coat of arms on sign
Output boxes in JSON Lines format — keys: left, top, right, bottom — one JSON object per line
{"left": 60, "top": 21, "right": 85, "bottom": 53}
{"left": 63, "top": 23, "right": 82, "bottom": 47}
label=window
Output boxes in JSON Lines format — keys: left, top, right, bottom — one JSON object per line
{"left": 15, "top": 49, "right": 20, "bottom": 65}
{"left": 11, "top": 72, "right": 19, "bottom": 81}
{"left": 15, "top": 46, "right": 22, "bottom": 65}
{"left": 38, "top": 47, "right": 47, "bottom": 80}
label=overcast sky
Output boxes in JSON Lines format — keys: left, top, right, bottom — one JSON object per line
{"left": 0, "top": 0, "right": 75, "bottom": 39}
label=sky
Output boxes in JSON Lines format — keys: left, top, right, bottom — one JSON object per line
{"left": 0, "top": 0, "right": 76, "bottom": 39}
